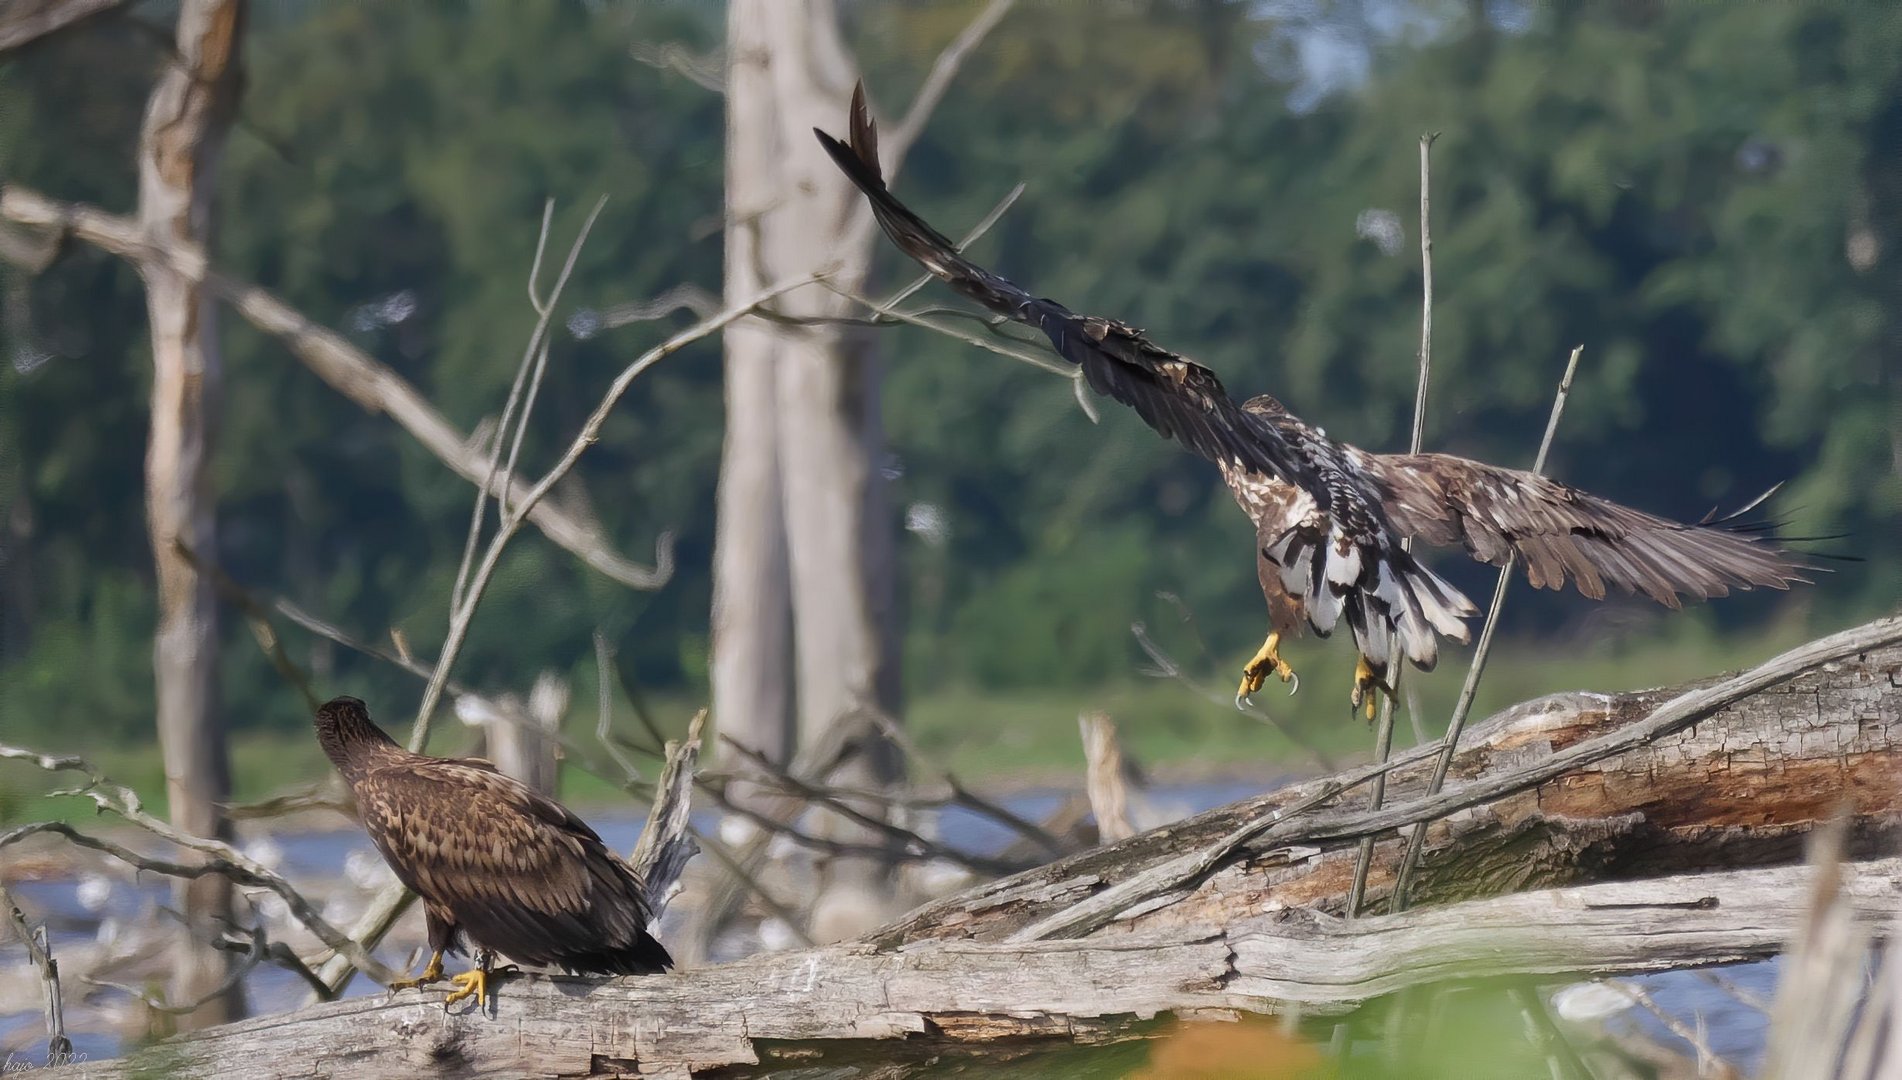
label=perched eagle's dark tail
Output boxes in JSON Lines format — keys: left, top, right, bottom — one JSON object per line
{"left": 566, "top": 929, "right": 673, "bottom": 976}
{"left": 814, "top": 84, "right": 1055, "bottom": 328}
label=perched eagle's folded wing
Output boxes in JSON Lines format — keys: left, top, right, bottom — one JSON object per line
{"left": 814, "top": 85, "right": 1307, "bottom": 487}
{"left": 1361, "top": 452, "right": 1813, "bottom": 608}
{"left": 357, "top": 760, "right": 663, "bottom": 973}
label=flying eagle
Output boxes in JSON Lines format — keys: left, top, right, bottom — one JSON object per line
{"left": 314, "top": 696, "right": 671, "bottom": 1008}
{"left": 815, "top": 84, "right": 1812, "bottom": 716}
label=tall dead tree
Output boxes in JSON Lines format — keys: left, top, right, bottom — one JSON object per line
{"left": 134, "top": 0, "right": 245, "bottom": 1029}
{"left": 713, "top": 0, "right": 904, "bottom": 941}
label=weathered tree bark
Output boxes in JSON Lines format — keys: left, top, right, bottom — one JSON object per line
{"left": 134, "top": 0, "right": 245, "bottom": 1030}
{"left": 59, "top": 860, "right": 1902, "bottom": 1079}
{"left": 706, "top": 0, "right": 797, "bottom": 794}
{"left": 61, "top": 618, "right": 1902, "bottom": 1077}
{"left": 713, "top": 0, "right": 903, "bottom": 944}
{"left": 885, "top": 628, "right": 1902, "bottom": 946}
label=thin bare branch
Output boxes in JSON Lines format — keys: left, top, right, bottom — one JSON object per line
{"left": 629, "top": 41, "right": 724, "bottom": 93}
{"left": 84, "top": 907, "right": 271, "bottom": 1016}
{"left": 311, "top": 272, "right": 822, "bottom": 996}
{"left": 872, "top": 182, "right": 1025, "bottom": 315}
{"left": 1611, "top": 980, "right": 1741, "bottom": 1079}
{"left": 0, "top": 817, "right": 396, "bottom": 986}
{"left": 593, "top": 632, "right": 647, "bottom": 782}
{"left": 599, "top": 283, "right": 721, "bottom": 330}
{"left": 423, "top": 197, "right": 607, "bottom": 747}
{"left": 1350, "top": 131, "right": 1440, "bottom": 917}
{"left": 212, "top": 930, "right": 335, "bottom": 1002}
{"left": 717, "top": 739, "right": 1030, "bottom": 877}
{"left": 684, "top": 823, "right": 816, "bottom": 950}
{"left": 0, "top": 184, "right": 675, "bottom": 590}
{"left": 864, "top": 709, "right": 1069, "bottom": 860}
{"left": 1388, "top": 344, "right": 1585, "bottom": 911}
{"left": 813, "top": 283, "right": 1070, "bottom": 376}
{"left": 407, "top": 270, "right": 818, "bottom": 752}
{"left": 882, "top": 0, "right": 1020, "bottom": 176}
{"left": 222, "top": 785, "right": 355, "bottom": 822}
{"left": 501, "top": 196, "right": 607, "bottom": 518}
{"left": 175, "top": 540, "right": 320, "bottom": 712}
{"left": 0, "top": 0, "right": 125, "bottom": 54}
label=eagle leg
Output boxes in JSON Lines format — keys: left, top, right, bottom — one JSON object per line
{"left": 1236, "top": 632, "right": 1298, "bottom": 708}
{"left": 443, "top": 950, "right": 497, "bottom": 1011}
{"left": 1350, "top": 655, "right": 1390, "bottom": 722}
{"left": 387, "top": 950, "right": 445, "bottom": 993}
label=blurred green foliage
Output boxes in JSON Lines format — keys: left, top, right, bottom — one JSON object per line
{"left": 1, "top": 1, "right": 1897, "bottom": 746}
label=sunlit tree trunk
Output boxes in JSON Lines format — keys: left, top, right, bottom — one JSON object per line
{"left": 710, "top": 3, "right": 798, "bottom": 800}
{"left": 135, "top": 0, "right": 245, "bottom": 1030}
{"left": 718, "top": 0, "right": 903, "bottom": 942}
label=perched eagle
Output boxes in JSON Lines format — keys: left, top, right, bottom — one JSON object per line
{"left": 815, "top": 84, "right": 1813, "bottom": 716}
{"left": 314, "top": 696, "right": 671, "bottom": 1008}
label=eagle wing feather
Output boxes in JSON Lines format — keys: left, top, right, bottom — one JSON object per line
{"left": 817, "top": 83, "right": 1478, "bottom": 678}
{"left": 1362, "top": 452, "right": 1812, "bottom": 606}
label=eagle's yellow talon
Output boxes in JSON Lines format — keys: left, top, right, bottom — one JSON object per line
{"left": 443, "top": 967, "right": 490, "bottom": 1010}
{"left": 1236, "top": 632, "right": 1297, "bottom": 708}
{"left": 388, "top": 950, "right": 445, "bottom": 993}
{"left": 1351, "top": 656, "right": 1384, "bottom": 721}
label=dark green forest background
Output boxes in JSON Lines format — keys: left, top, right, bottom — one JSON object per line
{"left": 2, "top": 1, "right": 1898, "bottom": 753}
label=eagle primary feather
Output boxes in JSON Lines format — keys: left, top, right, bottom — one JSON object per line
{"left": 816, "top": 81, "right": 1815, "bottom": 709}
{"left": 314, "top": 696, "right": 671, "bottom": 993}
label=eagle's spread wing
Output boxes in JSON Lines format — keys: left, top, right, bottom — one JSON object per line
{"left": 815, "top": 89, "right": 1305, "bottom": 485}
{"left": 818, "top": 83, "right": 1477, "bottom": 676}
{"left": 1361, "top": 452, "right": 1813, "bottom": 606}
{"left": 356, "top": 759, "right": 668, "bottom": 975}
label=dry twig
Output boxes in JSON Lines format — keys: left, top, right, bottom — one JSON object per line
{"left": 2, "top": 884, "right": 73, "bottom": 1064}
{"left": 0, "top": 184, "right": 676, "bottom": 591}
{"left": 1387, "top": 344, "right": 1585, "bottom": 911}
{"left": 1349, "top": 131, "right": 1439, "bottom": 917}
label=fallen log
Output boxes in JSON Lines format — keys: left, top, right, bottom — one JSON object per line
{"left": 59, "top": 615, "right": 1902, "bottom": 1077}
{"left": 60, "top": 859, "right": 1902, "bottom": 1078}
{"left": 887, "top": 616, "right": 1902, "bottom": 944}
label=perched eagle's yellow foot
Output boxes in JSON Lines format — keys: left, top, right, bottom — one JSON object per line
{"left": 442, "top": 967, "right": 491, "bottom": 1011}
{"left": 388, "top": 950, "right": 445, "bottom": 993}
{"left": 1236, "top": 632, "right": 1298, "bottom": 708}
{"left": 1350, "top": 656, "right": 1387, "bottom": 722}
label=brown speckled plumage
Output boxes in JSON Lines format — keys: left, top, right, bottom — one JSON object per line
{"left": 816, "top": 83, "right": 1814, "bottom": 686}
{"left": 315, "top": 696, "right": 671, "bottom": 976}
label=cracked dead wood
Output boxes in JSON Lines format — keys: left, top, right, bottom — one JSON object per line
{"left": 59, "top": 858, "right": 1902, "bottom": 1079}
{"left": 886, "top": 615, "right": 1902, "bottom": 945}
{"left": 57, "top": 617, "right": 1902, "bottom": 1077}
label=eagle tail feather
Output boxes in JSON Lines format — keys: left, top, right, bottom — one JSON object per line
{"left": 562, "top": 929, "right": 673, "bottom": 976}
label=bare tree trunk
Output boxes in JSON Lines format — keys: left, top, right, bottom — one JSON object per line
{"left": 720, "top": 0, "right": 904, "bottom": 944}
{"left": 709, "top": 10, "right": 797, "bottom": 795}
{"left": 135, "top": 0, "right": 245, "bottom": 1030}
